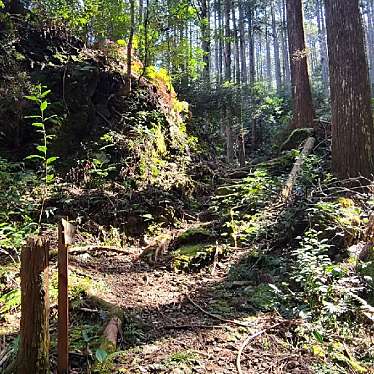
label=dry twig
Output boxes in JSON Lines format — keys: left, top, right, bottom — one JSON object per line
{"left": 236, "top": 322, "right": 282, "bottom": 374}
{"left": 186, "top": 294, "right": 251, "bottom": 328}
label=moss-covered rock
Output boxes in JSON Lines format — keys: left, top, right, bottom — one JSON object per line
{"left": 171, "top": 243, "right": 225, "bottom": 272}
{"left": 178, "top": 227, "right": 214, "bottom": 244}
{"left": 280, "top": 128, "right": 314, "bottom": 151}
{"left": 215, "top": 185, "right": 239, "bottom": 196}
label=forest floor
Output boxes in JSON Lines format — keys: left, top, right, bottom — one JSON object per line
{"left": 68, "top": 236, "right": 312, "bottom": 374}
{"left": 1, "top": 150, "right": 373, "bottom": 374}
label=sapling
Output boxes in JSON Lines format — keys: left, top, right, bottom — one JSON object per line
{"left": 25, "top": 84, "right": 59, "bottom": 224}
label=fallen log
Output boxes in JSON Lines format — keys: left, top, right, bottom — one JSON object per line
{"left": 100, "top": 317, "right": 122, "bottom": 353}
{"left": 280, "top": 137, "right": 316, "bottom": 202}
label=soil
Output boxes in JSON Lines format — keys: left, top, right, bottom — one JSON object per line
{"left": 67, "top": 235, "right": 314, "bottom": 374}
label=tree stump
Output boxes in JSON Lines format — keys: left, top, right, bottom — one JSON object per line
{"left": 16, "top": 237, "right": 50, "bottom": 374}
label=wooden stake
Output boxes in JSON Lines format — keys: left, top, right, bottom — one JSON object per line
{"left": 16, "top": 237, "right": 50, "bottom": 374}
{"left": 57, "top": 219, "right": 75, "bottom": 374}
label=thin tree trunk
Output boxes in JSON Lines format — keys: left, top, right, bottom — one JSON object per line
{"left": 201, "top": 0, "right": 211, "bottom": 83}
{"left": 316, "top": 0, "right": 329, "bottom": 94}
{"left": 248, "top": 7, "right": 256, "bottom": 84}
{"left": 265, "top": 7, "right": 272, "bottom": 88}
{"left": 224, "top": 0, "right": 232, "bottom": 81}
{"left": 325, "top": 0, "right": 374, "bottom": 178}
{"left": 238, "top": 0, "right": 247, "bottom": 83}
{"left": 127, "top": 0, "right": 136, "bottom": 94}
{"left": 272, "top": 0, "right": 282, "bottom": 94}
{"left": 218, "top": 0, "right": 224, "bottom": 84}
{"left": 214, "top": 0, "right": 220, "bottom": 84}
{"left": 226, "top": 117, "right": 234, "bottom": 163}
{"left": 232, "top": 1, "right": 241, "bottom": 84}
{"left": 139, "top": 0, "right": 143, "bottom": 24}
{"left": 286, "top": 0, "right": 315, "bottom": 129}
{"left": 280, "top": 0, "right": 291, "bottom": 92}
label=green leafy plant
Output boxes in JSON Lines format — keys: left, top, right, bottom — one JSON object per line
{"left": 25, "top": 84, "right": 59, "bottom": 222}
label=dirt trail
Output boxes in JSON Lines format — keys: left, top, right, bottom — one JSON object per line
{"left": 70, "top": 241, "right": 312, "bottom": 374}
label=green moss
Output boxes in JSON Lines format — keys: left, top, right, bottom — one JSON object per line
{"left": 280, "top": 128, "right": 314, "bottom": 151}
{"left": 311, "top": 199, "right": 362, "bottom": 245}
{"left": 178, "top": 227, "right": 214, "bottom": 243}
{"left": 172, "top": 243, "right": 223, "bottom": 271}
{"left": 215, "top": 185, "right": 238, "bottom": 196}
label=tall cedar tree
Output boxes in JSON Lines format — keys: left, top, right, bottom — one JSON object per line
{"left": 286, "top": 0, "right": 315, "bottom": 129}
{"left": 325, "top": 0, "right": 374, "bottom": 178}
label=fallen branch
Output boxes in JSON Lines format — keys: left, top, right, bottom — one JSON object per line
{"left": 280, "top": 137, "right": 316, "bottom": 201}
{"left": 163, "top": 323, "right": 224, "bottom": 330}
{"left": 186, "top": 294, "right": 251, "bottom": 328}
{"left": 69, "top": 245, "right": 130, "bottom": 256}
{"left": 100, "top": 317, "right": 122, "bottom": 353}
{"left": 236, "top": 322, "right": 282, "bottom": 374}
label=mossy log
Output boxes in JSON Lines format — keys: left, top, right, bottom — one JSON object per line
{"left": 280, "top": 137, "right": 316, "bottom": 201}
{"left": 172, "top": 243, "right": 225, "bottom": 272}
{"left": 280, "top": 128, "right": 314, "bottom": 151}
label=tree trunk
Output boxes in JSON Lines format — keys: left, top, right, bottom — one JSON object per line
{"left": 238, "top": 0, "right": 248, "bottom": 83}
{"left": 325, "top": 0, "right": 374, "bottom": 178}
{"left": 316, "top": 0, "right": 329, "bottom": 94}
{"left": 286, "top": 0, "right": 315, "bottom": 129}
{"left": 224, "top": 0, "right": 232, "bottom": 81}
{"left": 201, "top": 0, "right": 211, "bottom": 83}
{"left": 226, "top": 118, "right": 234, "bottom": 163}
{"left": 272, "top": 1, "right": 282, "bottom": 94}
{"left": 280, "top": 0, "right": 291, "bottom": 92}
{"left": 265, "top": 7, "right": 273, "bottom": 89}
{"left": 16, "top": 237, "right": 50, "bottom": 374}
{"left": 366, "top": 0, "right": 374, "bottom": 89}
{"left": 214, "top": 0, "right": 220, "bottom": 83}
{"left": 218, "top": 0, "right": 224, "bottom": 84}
{"left": 127, "top": 0, "right": 136, "bottom": 94}
{"left": 248, "top": 7, "right": 256, "bottom": 84}
{"left": 232, "top": 1, "right": 241, "bottom": 84}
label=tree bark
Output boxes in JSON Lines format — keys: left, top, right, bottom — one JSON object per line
{"left": 325, "top": 0, "right": 374, "bottom": 178}
{"left": 224, "top": 0, "right": 232, "bottom": 81}
{"left": 232, "top": 1, "right": 241, "bottom": 84}
{"left": 280, "top": 0, "right": 291, "bottom": 92}
{"left": 226, "top": 112, "right": 234, "bottom": 163}
{"left": 271, "top": 0, "right": 282, "bottom": 94}
{"left": 16, "top": 237, "right": 50, "bottom": 374}
{"left": 238, "top": 0, "right": 247, "bottom": 83}
{"left": 248, "top": 7, "right": 256, "bottom": 84}
{"left": 286, "top": 0, "right": 315, "bottom": 129}
{"left": 201, "top": 0, "right": 211, "bottom": 83}
{"left": 265, "top": 7, "right": 273, "bottom": 89}
{"left": 365, "top": 0, "right": 374, "bottom": 89}
{"left": 316, "top": 0, "right": 329, "bottom": 95}
{"left": 126, "top": 0, "right": 136, "bottom": 94}
{"left": 218, "top": 0, "right": 224, "bottom": 84}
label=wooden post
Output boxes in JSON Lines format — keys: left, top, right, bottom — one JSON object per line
{"left": 16, "top": 237, "right": 50, "bottom": 374}
{"left": 57, "top": 219, "right": 75, "bottom": 374}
